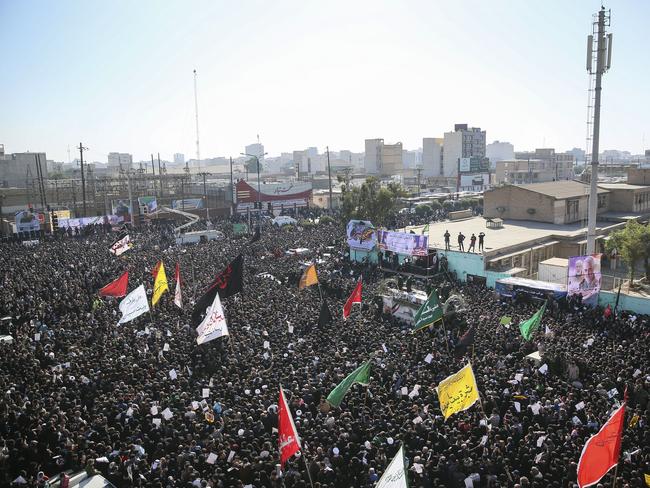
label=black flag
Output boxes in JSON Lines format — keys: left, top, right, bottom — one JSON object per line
{"left": 454, "top": 326, "right": 476, "bottom": 358}
{"left": 318, "top": 299, "right": 333, "bottom": 327}
{"left": 192, "top": 255, "right": 244, "bottom": 326}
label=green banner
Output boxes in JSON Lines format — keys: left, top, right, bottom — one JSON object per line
{"left": 232, "top": 223, "right": 249, "bottom": 235}
{"left": 519, "top": 303, "right": 546, "bottom": 340}
{"left": 413, "top": 290, "right": 444, "bottom": 332}
{"left": 326, "top": 361, "right": 371, "bottom": 408}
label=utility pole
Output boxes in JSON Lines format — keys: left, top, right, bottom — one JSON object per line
{"left": 229, "top": 156, "right": 234, "bottom": 216}
{"left": 78, "top": 143, "right": 88, "bottom": 217}
{"left": 326, "top": 146, "right": 333, "bottom": 211}
{"left": 151, "top": 154, "right": 156, "bottom": 195}
{"left": 416, "top": 166, "right": 423, "bottom": 198}
{"left": 586, "top": 7, "right": 612, "bottom": 254}
{"left": 198, "top": 172, "right": 211, "bottom": 221}
{"left": 158, "top": 153, "right": 163, "bottom": 199}
{"left": 193, "top": 69, "right": 201, "bottom": 172}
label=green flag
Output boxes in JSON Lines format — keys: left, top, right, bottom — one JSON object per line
{"left": 499, "top": 316, "right": 512, "bottom": 326}
{"left": 413, "top": 290, "right": 444, "bottom": 332}
{"left": 519, "top": 303, "right": 546, "bottom": 340}
{"left": 326, "top": 361, "right": 371, "bottom": 407}
{"left": 421, "top": 223, "right": 429, "bottom": 235}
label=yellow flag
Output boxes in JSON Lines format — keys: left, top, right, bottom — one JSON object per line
{"left": 299, "top": 264, "right": 319, "bottom": 290}
{"left": 436, "top": 363, "right": 480, "bottom": 419}
{"left": 644, "top": 473, "right": 650, "bottom": 487}
{"left": 152, "top": 261, "right": 169, "bottom": 306}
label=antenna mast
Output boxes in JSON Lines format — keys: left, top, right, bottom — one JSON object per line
{"left": 193, "top": 69, "right": 201, "bottom": 172}
{"left": 585, "top": 7, "right": 612, "bottom": 254}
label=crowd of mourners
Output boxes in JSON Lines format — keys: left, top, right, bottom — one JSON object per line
{"left": 0, "top": 215, "right": 648, "bottom": 488}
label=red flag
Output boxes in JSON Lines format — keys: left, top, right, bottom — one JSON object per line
{"left": 577, "top": 402, "right": 626, "bottom": 488}
{"left": 99, "top": 271, "right": 129, "bottom": 298}
{"left": 343, "top": 279, "right": 362, "bottom": 319}
{"left": 152, "top": 261, "right": 162, "bottom": 279}
{"left": 278, "top": 386, "right": 301, "bottom": 468}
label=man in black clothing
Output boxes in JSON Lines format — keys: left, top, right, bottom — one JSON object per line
{"left": 457, "top": 232, "right": 465, "bottom": 251}
{"left": 468, "top": 233, "right": 476, "bottom": 252}
{"left": 478, "top": 231, "right": 485, "bottom": 251}
{"left": 444, "top": 230, "right": 450, "bottom": 250}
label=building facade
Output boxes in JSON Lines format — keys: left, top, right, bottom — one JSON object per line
{"left": 422, "top": 138, "right": 443, "bottom": 177}
{"left": 0, "top": 149, "right": 48, "bottom": 188}
{"left": 107, "top": 153, "right": 133, "bottom": 171}
{"left": 486, "top": 141, "right": 514, "bottom": 169}
{"left": 494, "top": 158, "right": 575, "bottom": 185}
{"left": 173, "top": 153, "right": 185, "bottom": 165}
{"left": 363, "top": 139, "right": 404, "bottom": 176}
{"left": 442, "top": 124, "right": 486, "bottom": 177}
{"left": 512, "top": 148, "right": 574, "bottom": 181}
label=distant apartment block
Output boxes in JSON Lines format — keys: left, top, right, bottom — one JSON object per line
{"left": 173, "top": 153, "right": 185, "bottom": 165}
{"left": 364, "top": 139, "right": 403, "bottom": 175}
{"left": 0, "top": 146, "right": 48, "bottom": 188}
{"left": 486, "top": 140, "right": 514, "bottom": 169}
{"left": 422, "top": 138, "right": 443, "bottom": 177}
{"left": 107, "top": 152, "right": 133, "bottom": 171}
{"left": 442, "top": 124, "right": 486, "bottom": 177}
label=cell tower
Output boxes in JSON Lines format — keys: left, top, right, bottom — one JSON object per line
{"left": 193, "top": 69, "right": 201, "bottom": 172}
{"left": 585, "top": 7, "right": 613, "bottom": 254}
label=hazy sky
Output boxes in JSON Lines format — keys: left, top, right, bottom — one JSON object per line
{"left": 1, "top": 0, "right": 648, "bottom": 163}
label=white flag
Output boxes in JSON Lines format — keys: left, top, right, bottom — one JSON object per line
{"left": 376, "top": 446, "right": 408, "bottom": 488}
{"left": 173, "top": 263, "right": 182, "bottom": 309}
{"left": 110, "top": 234, "right": 132, "bottom": 256}
{"left": 196, "top": 292, "right": 229, "bottom": 345}
{"left": 118, "top": 284, "right": 150, "bottom": 324}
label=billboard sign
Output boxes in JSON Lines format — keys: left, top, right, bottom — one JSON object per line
{"left": 459, "top": 157, "right": 489, "bottom": 173}
{"left": 235, "top": 180, "right": 312, "bottom": 212}
{"left": 112, "top": 199, "right": 133, "bottom": 223}
{"left": 459, "top": 158, "right": 471, "bottom": 172}
{"left": 346, "top": 220, "right": 377, "bottom": 251}
{"left": 172, "top": 198, "right": 204, "bottom": 210}
{"left": 15, "top": 210, "right": 41, "bottom": 233}
{"left": 138, "top": 196, "right": 158, "bottom": 214}
{"left": 567, "top": 254, "right": 602, "bottom": 306}
{"left": 377, "top": 230, "right": 428, "bottom": 256}
{"left": 459, "top": 173, "right": 490, "bottom": 190}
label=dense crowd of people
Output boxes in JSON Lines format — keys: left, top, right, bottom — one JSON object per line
{"left": 0, "top": 216, "right": 648, "bottom": 488}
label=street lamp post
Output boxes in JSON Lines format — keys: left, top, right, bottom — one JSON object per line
{"left": 241, "top": 152, "right": 268, "bottom": 229}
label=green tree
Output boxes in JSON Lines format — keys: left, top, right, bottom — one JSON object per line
{"left": 338, "top": 177, "right": 405, "bottom": 226}
{"left": 442, "top": 200, "right": 456, "bottom": 212}
{"left": 415, "top": 204, "right": 433, "bottom": 217}
{"left": 605, "top": 220, "right": 647, "bottom": 285}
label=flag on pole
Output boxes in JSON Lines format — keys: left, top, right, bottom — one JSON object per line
{"left": 318, "top": 299, "right": 333, "bottom": 327}
{"left": 278, "top": 386, "right": 301, "bottom": 468}
{"left": 577, "top": 401, "right": 626, "bottom": 488}
{"left": 173, "top": 262, "right": 182, "bottom": 309}
{"left": 196, "top": 292, "right": 229, "bottom": 345}
{"left": 99, "top": 271, "right": 129, "bottom": 298}
{"left": 110, "top": 234, "right": 132, "bottom": 256}
{"left": 151, "top": 261, "right": 162, "bottom": 279}
{"left": 519, "top": 303, "right": 546, "bottom": 340}
{"left": 412, "top": 290, "right": 444, "bottom": 332}
{"left": 435, "top": 363, "right": 480, "bottom": 419}
{"left": 454, "top": 326, "right": 476, "bottom": 357}
{"left": 342, "top": 279, "right": 362, "bottom": 319}
{"left": 298, "top": 264, "right": 319, "bottom": 290}
{"left": 376, "top": 446, "right": 408, "bottom": 488}
{"left": 118, "top": 284, "right": 150, "bottom": 325}
{"left": 326, "top": 360, "right": 371, "bottom": 407}
{"left": 152, "top": 261, "right": 169, "bottom": 306}
{"left": 192, "top": 255, "right": 244, "bottom": 326}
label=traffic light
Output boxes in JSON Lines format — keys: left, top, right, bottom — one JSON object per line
{"left": 51, "top": 211, "right": 59, "bottom": 231}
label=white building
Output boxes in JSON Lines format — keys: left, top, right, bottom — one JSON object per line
{"left": 173, "top": 153, "right": 185, "bottom": 165}
{"left": 422, "top": 138, "right": 443, "bottom": 177}
{"left": 364, "top": 139, "right": 403, "bottom": 175}
{"left": 245, "top": 143, "right": 265, "bottom": 169}
{"left": 486, "top": 141, "right": 514, "bottom": 169}
{"left": 107, "top": 152, "right": 133, "bottom": 171}
{"left": 442, "top": 124, "right": 486, "bottom": 177}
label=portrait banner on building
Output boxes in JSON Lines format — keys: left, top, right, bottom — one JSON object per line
{"left": 112, "top": 199, "right": 133, "bottom": 223}
{"left": 346, "top": 220, "right": 377, "bottom": 250}
{"left": 138, "top": 196, "right": 158, "bottom": 214}
{"left": 172, "top": 198, "right": 204, "bottom": 210}
{"left": 15, "top": 210, "right": 41, "bottom": 233}
{"left": 567, "top": 254, "right": 602, "bottom": 306}
{"left": 377, "top": 230, "right": 428, "bottom": 256}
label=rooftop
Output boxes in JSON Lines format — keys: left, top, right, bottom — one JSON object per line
{"left": 497, "top": 180, "right": 609, "bottom": 199}
{"left": 403, "top": 216, "right": 622, "bottom": 256}
{"left": 597, "top": 183, "right": 650, "bottom": 190}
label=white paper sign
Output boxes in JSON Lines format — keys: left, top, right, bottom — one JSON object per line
{"left": 118, "top": 285, "right": 150, "bottom": 325}
{"left": 288, "top": 326, "right": 294, "bottom": 334}
{"left": 227, "top": 450, "right": 236, "bottom": 463}
{"left": 169, "top": 369, "right": 177, "bottom": 380}
{"left": 424, "top": 353, "right": 434, "bottom": 364}
{"left": 151, "top": 406, "right": 158, "bottom": 415}
{"left": 202, "top": 388, "right": 210, "bottom": 398}
{"left": 263, "top": 340, "right": 270, "bottom": 349}
{"left": 162, "top": 408, "right": 173, "bottom": 420}
{"left": 191, "top": 401, "right": 200, "bottom": 410}
{"left": 152, "top": 418, "right": 161, "bottom": 426}
{"left": 531, "top": 402, "right": 541, "bottom": 415}
{"left": 207, "top": 453, "right": 218, "bottom": 465}
{"left": 536, "top": 435, "right": 546, "bottom": 447}
{"left": 514, "top": 402, "right": 521, "bottom": 413}
{"left": 575, "top": 401, "right": 585, "bottom": 411}
{"left": 539, "top": 364, "right": 548, "bottom": 375}
{"left": 382, "top": 344, "right": 388, "bottom": 353}
{"left": 400, "top": 387, "right": 408, "bottom": 395}
{"left": 514, "top": 373, "right": 523, "bottom": 382}
{"left": 34, "top": 333, "right": 41, "bottom": 341}
{"left": 163, "top": 343, "right": 170, "bottom": 352}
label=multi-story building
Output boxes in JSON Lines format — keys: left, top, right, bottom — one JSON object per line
{"left": 0, "top": 147, "right": 48, "bottom": 188}
{"left": 495, "top": 158, "right": 575, "bottom": 185}
{"left": 107, "top": 152, "right": 133, "bottom": 172}
{"left": 422, "top": 138, "right": 443, "bottom": 177}
{"left": 339, "top": 150, "right": 364, "bottom": 169}
{"left": 486, "top": 141, "right": 514, "bottom": 169}
{"left": 363, "top": 139, "right": 403, "bottom": 176}
{"left": 442, "top": 124, "right": 486, "bottom": 177}
{"left": 510, "top": 148, "right": 575, "bottom": 182}
{"left": 173, "top": 153, "right": 185, "bottom": 165}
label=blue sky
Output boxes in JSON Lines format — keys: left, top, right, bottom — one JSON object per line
{"left": 1, "top": 0, "right": 648, "bottom": 163}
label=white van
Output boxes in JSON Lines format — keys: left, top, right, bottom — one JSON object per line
{"left": 272, "top": 216, "right": 297, "bottom": 227}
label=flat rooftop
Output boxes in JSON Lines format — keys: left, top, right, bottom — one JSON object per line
{"left": 402, "top": 217, "right": 622, "bottom": 256}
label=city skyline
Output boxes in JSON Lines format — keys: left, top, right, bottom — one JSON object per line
{"left": 1, "top": 0, "right": 649, "bottom": 163}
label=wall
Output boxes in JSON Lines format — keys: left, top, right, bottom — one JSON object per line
{"left": 422, "top": 138, "right": 442, "bottom": 177}
{"left": 484, "top": 186, "right": 556, "bottom": 223}
{"left": 442, "top": 132, "right": 462, "bottom": 177}
{"left": 437, "top": 249, "right": 485, "bottom": 280}
{"left": 598, "top": 290, "right": 650, "bottom": 316}
{"left": 350, "top": 248, "right": 379, "bottom": 264}
{"left": 627, "top": 168, "right": 650, "bottom": 185}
